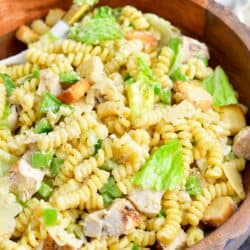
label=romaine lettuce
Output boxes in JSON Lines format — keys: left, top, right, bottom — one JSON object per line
{"left": 168, "top": 37, "right": 183, "bottom": 75}
{"left": 0, "top": 73, "right": 16, "bottom": 96}
{"left": 202, "top": 66, "right": 238, "bottom": 106}
{"left": 133, "top": 139, "right": 184, "bottom": 191}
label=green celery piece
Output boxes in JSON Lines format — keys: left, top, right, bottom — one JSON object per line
{"left": 38, "top": 182, "right": 53, "bottom": 199}
{"left": 160, "top": 89, "right": 171, "bottom": 105}
{"left": 0, "top": 73, "right": 16, "bottom": 96}
{"left": 68, "top": 18, "right": 123, "bottom": 45}
{"left": 202, "top": 66, "right": 238, "bottom": 107}
{"left": 126, "top": 80, "right": 154, "bottom": 125}
{"left": 185, "top": 176, "right": 202, "bottom": 196}
{"left": 100, "top": 177, "right": 122, "bottom": 205}
{"left": 43, "top": 208, "right": 58, "bottom": 226}
{"left": 168, "top": 37, "right": 182, "bottom": 75}
{"left": 0, "top": 149, "right": 18, "bottom": 176}
{"left": 100, "top": 159, "right": 118, "bottom": 171}
{"left": 133, "top": 139, "right": 184, "bottom": 191}
{"left": 31, "top": 152, "right": 53, "bottom": 169}
{"left": 154, "top": 84, "right": 162, "bottom": 95}
{"left": 59, "top": 71, "right": 80, "bottom": 83}
{"left": 40, "top": 92, "right": 62, "bottom": 114}
{"left": 171, "top": 68, "right": 186, "bottom": 82}
{"left": 0, "top": 104, "right": 10, "bottom": 129}
{"left": 73, "top": 0, "right": 98, "bottom": 6}
{"left": 50, "top": 157, "right": 64, "bottom": 177}
{"left": 35, "top": 118, "right": 53, "bottom": 134}
{"left": 132, "top": 243, "right": 139, "bottom": 250}
{"left": 93, "top": 6, "right": 120, "bottom": 19}
{"left": 94, "top": 139, "right": 104, "bottom": 155}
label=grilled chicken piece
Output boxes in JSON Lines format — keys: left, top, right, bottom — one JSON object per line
{"left": 202, "top": 196, "right": 236, "bottom": 227}
{"left": 233, "top": 127, "right": 250, "bottom": 160}
{"left": 159, "top": 229, "right": 186, "bottom": 250}
{"left": 38, "top": 70, "right": 62, "bottom": 96}
{"left": 42, "top": 235, "right": 76, "bottom": 250}
{"left": 182, "top": 36, "right": 209, "bottom": 63}
{"left": 220, "top": 105, "right": 246, "bottom": 135}
{"left": 128, "top": 188, "right": 164, "bottom": 216}
{"left": 174, "top": 81, "right": 213, "bottom": 111}
{"left": 84, "top": 199, "right": 141, "bottom": 238}
{"left": 9, "top": 159, "right": 44, "bottom": 202}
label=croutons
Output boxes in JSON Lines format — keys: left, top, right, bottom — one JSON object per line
{"left": 16, "top": 25, "right": 39, "bottom": 44}
{"left": 202, "top": 196, "right": 236, "bottom": 227}
{"left": 233, "top": 127, "right": 250, "bottom": 160}
{"left": 45, "top": 9, "right": 66, "bottom": 27}
{"left": 57, "top": 79, "right": 90, "bottom": 104}
{"left": 42, "top": 235, "right": 74, "bottom": 250}
{"left": 125, "top": 31, "right": 158, "bottom": 52}
{"left": 220, "top": 105, "right": 246, "bottom": 135}
{"left": 31, "top": 19, "right": 50, "bottom": 35}
{"left": 174, "top": 81, "right": 213, "bottom": 111}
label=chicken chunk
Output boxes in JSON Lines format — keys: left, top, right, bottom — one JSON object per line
{"left": 202, "top": 196, "right": 236, "bottom": 227}
{"left": 220, "top": 105, "right": 246, "bottom": 135}
{"left": 42, "top": 235, "right": 76, "bottom": 250}
{"left": 233, "top": 127, "right": 250, "bottom": 160}
{"left": 84, "top": 199, "right": 141, "bottom": 238}
{"left": 182, "top": 36, "right": 209, "bottom": 63}
{"left": 38, "top": 70, "right": 62, "bottom": 96}
{"left": 128, "top": 188, "right": 164, "bottom": 216}
{"left": 174, "top": 81, "right": 213, "bottom": 111}
{"left": 160, "top": 229, "right": 186, "bottom": 250}
{"left": 9, "top": 159, "right": 45, "bottom": 202}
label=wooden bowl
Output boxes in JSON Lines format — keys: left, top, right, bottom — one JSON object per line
{"left": 0, "top": 0, "right": 250, "bottom": 249}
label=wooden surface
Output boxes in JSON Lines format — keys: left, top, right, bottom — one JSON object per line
{"left": 0, "top": 0, "right": 250, "bottom": 249}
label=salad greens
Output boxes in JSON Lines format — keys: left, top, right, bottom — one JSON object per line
{"left": 133, "top": 139, "right": 184, "bottom": 191}
{"left": 40, "top": 92, "right": 62, "bottom": 113}
{"left": 185, "top": 175, "right": 202, "bottom": 196}
{"left": 93, "top": 6, "right": 121, "bottom": 19}
{"left": 168, "top": 37, "right": 183, "bottom": 75}
{"left": 94, "top": 139, "right": 104, "bottom": 156}
{"left": 170, "top": 68, "right": 186, "bottom": 82}
{"left": 38, "top": 182, "right": 53, "bottom": 199}
{"left": 0, "top": 73, "right": 16, "bottom": 96}
{"left": 35, "top": 118, "right": 53, "bottom": 134}
{"left": 43, "top": 208, "right": 58, "bottom": 226}
{"left": 59, "top": 71, "right": 80, "bottom": 84}
{"left": 31, "top": 152, "right": 53, "bottom": 169}
{"left": 50, "top": 157, "right": 64, "bottom": 177}
{"left": 100, "top": 177, "right": 123, "bottom": 205}
{"left": 0, "top": 104, "right": 10, "bottom": 129}
{"left": 202, "top": 66, "right": 238, "bottom": 106}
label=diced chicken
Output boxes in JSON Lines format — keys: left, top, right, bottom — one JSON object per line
{"left": 7, "top": 105, "right": 19, "bottom": 132}
{"left": 42, "top": 235, "right": 76, "bottom": 250}
{"left": 8, "top": 159, "right": 45, "bottom": 202}
{"left": 174, "top": 81, "right": 213, "bottom": 111}
{"left": 202, "top": 196, "right": 236, "bottom": 227}
{"left": 57, "top": 79, "right": 90, "bottom": 104}
{"left": 182, "top": 36, "right": 209, "bottom": 63}
{"left": 128, "top": 188, "right": 164, "bottom": 216}
{"left": 160, "top": 229, "right": 186, "bottom": 250}
{"left": 233, "top": 127, "right": 250, "bottom": 160}
{"left": 220, "top": 105, "right": 246, "bottom": 135}
{"left": 38, "top": 70, "right": 62, "bottom": 96}
{"left": 125, "top": 31, "right": 158, "bottom": 52}
{"left": 84, "top": 199, "right": 141, "bottom": 238}
{"left": 77, "top": 56, "right": 105, "bottom": 84}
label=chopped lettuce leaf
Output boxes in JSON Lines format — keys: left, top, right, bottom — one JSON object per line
{"left": 133, "top": 139, "right": 184, "bottom": 191}
{"left": 73, "top": 0, "right": 98, "bottom": 6}
{"left": 202, "top": 66, "right": 238, "bottom": 106}
{"left": 59, "top": 71, "right": 80, "bottom": 84}
{"left": 0, "top": 73, "right": 16, "bottom": 96}
{"left": 100, "top": 177, "right": 122, "bottom": 205}
{"left": 156, "top": 210, "right": 166, "bottom": 218}
{"left": 132, "top": 243, "right": 139, "bottom": 250}
{"left": 0, "top": 149, "right": 18, "bottom": 176}
{"left": 100, "top": 159, "right": 118, "bottom": 171}
{"left": 94, "top": 139, "right": 104, "bottom": 156}
{"left": 40, "top": 92, "right": 62, "bottom": 113}
{"left": 137, "top": 56, "right": 155, "bottom": 84}
{"left": 35, "top": 118, "right": 53, "bottom": 134}
{"left": 43, "top": 208, "right": 58, "bottom": 226}
{"left": 38, "top": 182, "right": 53, "bottom": 199}
{"left": 68, "top": 18, "right": 123, "bottom": 45}
{"left": 159, "top": 89, "right": 171, "bottom": 105}
{"left": 93, "top": 6, "right": 121, "bottom": 19}
{"left": 0, "top": 104, "right": 10, "bottom": 129}
{"left": 168, "top": 37, "right": 182, "bottom": 75}
{"left": 170, "top": 68, "right": 186, "bottom": 82}
{"left": 31, "top": 152, "right": 53, "bottom": 169}
{"left": 50, "top": 157, "right": 64, "bottom": 177}
{"left": 185, "top": 175, "right": 202, "bottom": 196}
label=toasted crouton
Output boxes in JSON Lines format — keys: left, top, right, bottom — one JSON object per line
{"left": 220, "top": 105, "right": 246, "bottom": 135}
{"left": 45, "top": 9, "right": 66, "bottom": 27}
{"left": 16, "top": 25, "right": 39, "bottom": 44}
{"left": 202, "top": 196, "right": 236, "bottom": 227}
{"left": 174, "top": 81, "right": 213, "bottom": 111}
{"left": 57, "top": 79, "right": 90, "bottom": 104}
{"left": 233, "top": 127, "right": 250, "bottom": 160}
{"left": 42, "top": 235, "right": 75, "bottom": 250}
